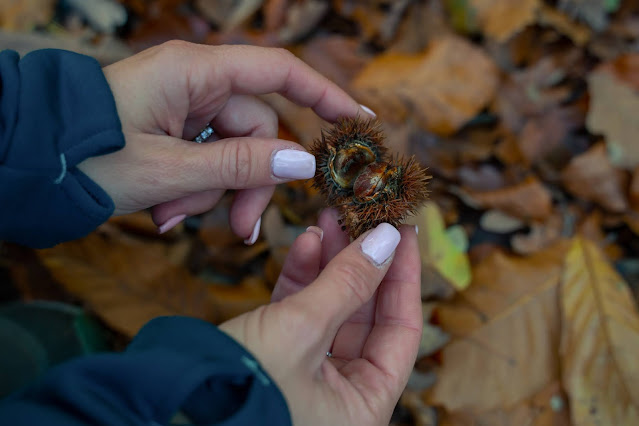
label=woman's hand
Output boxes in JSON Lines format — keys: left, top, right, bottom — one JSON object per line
{"left": 220, "top": 209, "right": 422, "bottom": 425}
{"left": 77, "top": 41, "right": 370, "bottom": 241}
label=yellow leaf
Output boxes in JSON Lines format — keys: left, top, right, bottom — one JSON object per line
{"left": 560, "top": 238, "right": 639, "bottom": 425}
{"left": 410, "top": 202, "right": 471, "bottom": 292}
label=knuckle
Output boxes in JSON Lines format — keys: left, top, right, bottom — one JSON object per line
{"left": 333, "top": 260, "right": 374, "bottom": 306}
{"left": 271, "top": 47, "right": 296, "bottom": 61}
{"left": 221, "top": 141, "right": 253, "bottom": 188}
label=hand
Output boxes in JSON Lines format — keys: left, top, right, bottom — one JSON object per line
{"left": 77, "top": 41, "right": 370, "bottom": 241}
{"left": 219, "top": 209, "right": 422, "bottom": 425}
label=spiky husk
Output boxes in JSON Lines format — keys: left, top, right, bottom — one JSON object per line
{"left": 339, "top": 156, "right": 431, "bottom": 238}
{"left": 309, "top": 116, "right": 388, "bottom": 201}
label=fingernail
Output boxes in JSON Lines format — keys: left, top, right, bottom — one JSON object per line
{"left": 158, "top": 214, "right": 186, "bottom": 234}
{"left": 361, "top": 223, "right": 401, "bottom": 265}
{"left": 306, "top": 226, "right": 324, "bottom": 242}
{"left": 415, "top": 225, "right": 419, "bottom": 235}
{"left": 272, "top": 149, "right": 316, "bottom": 179}
{"left": 359, "top": 104, "right": 376, "bottom": 117}
{"left": 244, "top": 217, "right": 261, "bottom": 245}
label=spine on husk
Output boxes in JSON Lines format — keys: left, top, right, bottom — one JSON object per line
{"left": 309, "top": 116, "right": 431, "bottom": 239}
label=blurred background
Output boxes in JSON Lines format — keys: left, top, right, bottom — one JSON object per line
{"left": 2, "top": 0, "right": 639, "bottom": 424}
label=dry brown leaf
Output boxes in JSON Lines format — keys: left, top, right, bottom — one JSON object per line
{"left": 195, "top": 0, "right": 262, "bottom": 30}
{"left": 0, "top": 0, "right": 55, "bottom": 31}
{"left": 587, "top": 63, "right": 639, "bottom": 170}
{"left": 37, "top": 232, "right": 217, "bottom": 338}
{"left": 426, "top": 241, "right": 569, "bottom": 411}
{"left": 439, "top": 381, "right": 571, "bottom": 426}
{"left": 561, "top": 143, "right": 629, "bottom": 212}
{"left": 511, "top": 211, "right": 564, "bottom": 255}
{"left": 466, "top": 176, "right": 553, "bottom": 221}
{"left": 471, "top": 0, "right": 540, "bottom": 42}
{"left": 297, "top": 35, "right": 370, "bottom": 89}
{"left": 560, "top": 238, "right": 639, "bottom": 425}
{"left": 352, "top": 36, "right": 498, "bottom": 136}
{"left": 537, "top": 3, "right": 592, "bottom": 46}
{"left": 517, "top": 106, "right": 584, "bottom": 166}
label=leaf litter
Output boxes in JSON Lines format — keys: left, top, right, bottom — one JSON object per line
{"left": 3, "top": 1, "right": 639, "bottom": 425}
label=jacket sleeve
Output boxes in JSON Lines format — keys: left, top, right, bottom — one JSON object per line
{"left": 0, "top": 49, "right": 125, "bottom": 248}
{"left": 0, "top": 316, "right": 292, "bottom": 425}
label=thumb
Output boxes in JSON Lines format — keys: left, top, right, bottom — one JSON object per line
{"left": 287, "top": 223, "right": 402, "bottom": 340}
{"left": 176, "top": 136, "right": 315, "bottom": 191}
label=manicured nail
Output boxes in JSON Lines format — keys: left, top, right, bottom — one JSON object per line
{"left": 415, "top": 225, "right": 419, "bottom": 235}
{"left": 306, "top": 226, "right": 324, "bottom": 242}
{"left": 244, "top": 217, "right": 261, "bottom": 245}
{"left": 360, "top": 104, "right": 376, "bottom": 117}
{"left": 272, "top": 149, "right": 316, "bottom": 179}
{"left": 158, "top": 214, "right": 186, "bottom": 234}
{"left": 361, "top": 223, "right": 401, "bottom": 265}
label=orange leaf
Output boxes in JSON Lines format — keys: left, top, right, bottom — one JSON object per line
{"left": 37, "top": 232, "right": 217, "bottom": 338}
{"left": 466, "top": 176, "right": 553, "bottom": 221}
{"left": 561, "top": 143, "right": 628, "bottom": 213}
{"left": 352, "top": 36, "right": 498, "bottom": 136}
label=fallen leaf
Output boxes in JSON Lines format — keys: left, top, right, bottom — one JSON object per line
{"left": 352, "top": 36, "right": 499, "bottom": 136}
{"left": 0, "top": 0, "right": 55, "bottom": 31}
{"left": 277, "top": 0, "right": 329, "bottom": 44}
{"left": 517, "top": 106, "right": 584, "bottom": 167}
{"left": 561, "top": 143, "right": 628, "bottom": 212}
{"left": 537, "top": 3, "right": 592, "bottom": 46}
{"left": 195, "top": 0, "right": 262, "bottom": 30}
{"left": 297, "top": 35, "right": 371, "bottom": 89}
{"left": 587, "top": 62, "right": 639, "bottom": 170}
{"left": 408, "top": 202, "right": 472, "bottom": 293}
{"left": 426, "top": 241, "right": 569, "bottom": 411}
{"left": 446, "top": 0, "right": 540, "bottom": 42}
{"left": 480, "top": 209, "right": 525, "bottom": 234}
{"left": 511, "top": 212, "right": 564, "bottom": 255}
{"left": 37, "top": 232, "right": 217, "bottom": 338}
{"left": 559, "top": 238, "right": 639, "bottom": 425}
{"left": 439, "top": 381, "right": 571, "bottom": 426}
{"left": 466, "top": 176, "right": 553, "bottom": 221}
{"left": 557, "top": 0, "right": 620, "bottom": 31}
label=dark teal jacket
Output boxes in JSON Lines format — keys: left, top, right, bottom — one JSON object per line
{"left": 0, "top": 49, "right": 291, "bottom": 425}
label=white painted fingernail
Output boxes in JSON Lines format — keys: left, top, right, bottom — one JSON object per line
{"left": 272, "top": 150, "right": 316, "bottom": 179}
{"left": 306, "top": 226, "right": 324, "bottom": 242}
{"left": 244, "top": 217, "right": 261, "bottom": 245}
{"left": 415, "top": 225, "right": 419, "bottom": 235}
{"left": 158, "top": 214, "right": 186, "bottom": 234}
{"left": 360, "top": 104, "right": 376, "bottom": 117}
{"left": 361, "top": 223, "right": 401, "bottom": 265}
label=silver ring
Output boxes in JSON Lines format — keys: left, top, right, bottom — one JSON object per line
{"left": 193, "top": 124, "right": 214, "bottom": 143}
{"left": 326, "top": 351, "right": 333, "bottom": 358}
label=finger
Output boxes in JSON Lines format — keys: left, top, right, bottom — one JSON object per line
{"left": 151, "top": 189, "right": 225, "bottom": 226}
{"left": 144, "top": 134, "right": 316, "bottom": 192}
{"left": 271, "top": 227, "right": 323, "bottom": 303}
{"left": 363, "top": 225, "right": 422, "bottom": 387}
{"left": 190, "top": 44, "right": 371, "bottom": 122}
{"left": 228, "top": 186, "right": 275, "bottom": 242}
{"left": 317, "top": 208, "right": 350, "bottom": 269}
{"left": 288, "top": 223, "right": 401, "bottom": 341}
{"left": 184, "top": 94, "right": 278, "bottom": 141}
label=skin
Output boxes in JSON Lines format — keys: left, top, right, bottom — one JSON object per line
{"left": 77, "top": 41, "right": 422, "bottom": 425}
